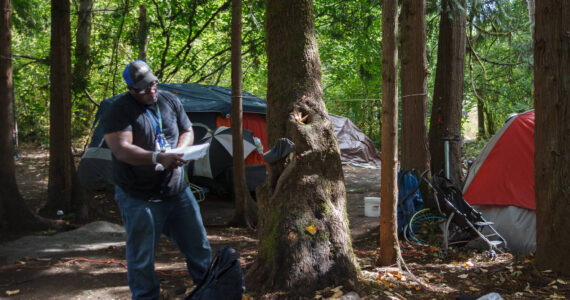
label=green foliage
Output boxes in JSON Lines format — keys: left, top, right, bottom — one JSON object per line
{"left": 465, "top": 0, "right": 533, "bottom": 137}
{"left": 9, "top": 0, "right": 534, "bottom": 152}
{"left": 315, "top": 0, "right": 383, "bottom": 147}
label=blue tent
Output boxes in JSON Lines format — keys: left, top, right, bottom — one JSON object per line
{"left": 79, "top": 84, "right": 267, "bottom": 191}
{"left": 89, "top": 83, "right": 267, "bottom": 148}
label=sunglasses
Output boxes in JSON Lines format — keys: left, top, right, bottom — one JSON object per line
{"left": 132, "top": 81, "right": 158, "bottom": 95}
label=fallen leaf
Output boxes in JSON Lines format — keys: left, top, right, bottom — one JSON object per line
{"left": 5, "top": 290, "right": 20, "bottom": 296}
{"left": 458, "top": 274, "right": 468, "bottom": 279}
{"left": 557, "top": 279, "right": 567, "bottom": 285}
{"left": 469, "top": 287, "right": 481, "bottom": 292}
{"left": 331, "top": 290, "right": 343, "bottom": 298}
{"left": 305, "top": 225, "right": 317, "bottom": 235}
{"left": 389, "top": 271, "right": 403, "bottom": 280}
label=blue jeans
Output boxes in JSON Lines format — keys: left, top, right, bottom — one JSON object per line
{"left": 115, "top": 186, "right": 212, "bottom": 300}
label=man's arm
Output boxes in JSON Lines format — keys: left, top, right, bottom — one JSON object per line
{"left": 177, "top": 127, "right": 194, "bottom": 148}
{"left": 104, "top": 130, "right": 185, "bottom": 170}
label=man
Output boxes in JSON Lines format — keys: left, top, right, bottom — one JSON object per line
{"left": 102, "top": 60, "right": 211, "bottom": 300}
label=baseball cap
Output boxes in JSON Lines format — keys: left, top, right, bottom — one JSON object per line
{"left": 123, "top": 60, "right": 158, "bottom": 89}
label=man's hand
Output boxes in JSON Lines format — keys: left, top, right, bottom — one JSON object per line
{"left": 156, "top": 152, "right": 188, "bottom": 170}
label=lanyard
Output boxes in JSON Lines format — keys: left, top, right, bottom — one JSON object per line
{"left": 146, "top": 102, "right": 162, "bottom": 135}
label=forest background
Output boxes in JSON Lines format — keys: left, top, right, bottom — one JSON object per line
{"left": 10, "top": 0, "right": 533, "bottom": 151}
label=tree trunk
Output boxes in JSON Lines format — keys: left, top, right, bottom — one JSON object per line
{"left": 72, "top": 0, "right": 92, "bottom": 94}
{"left": 247, "top": 0, "right": 358, "bottom": 294}
{"left": 42, "top": 0, "right": 85, "bottom": 220}
{"left": 0, "top": 0, "right": 59, "bottom": 231}
{"left": 533, "top": 1, "right": 570, "bottom": 276}
{"left": 400, "top": 0, "right": 432, "bottom": 209}
{"left": 376, "top": 0, "right": 401, "bottom": 267}
{"left": 137, "top": 5, "right": 148, "bottom": 61}
{"left": 229, "top": 0, "right": 257, "bottom": 228}
{"left": 428, "top": 0, "right": 466, "bottom": 187}
{"left": 71, "top": 0, "right": 93, "bottom": 139}
{"left": 527, "top": 0, "right": 535, "bottom": 42}
{"left": 400, "top": 0, "right": 429, "bottom": 173}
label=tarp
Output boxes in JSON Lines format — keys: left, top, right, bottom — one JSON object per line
{"left": 463, "top": 110, "right": 536, "bottom": 253}
{"left": 329, "top": 114, "right": 381, "bottom": 167}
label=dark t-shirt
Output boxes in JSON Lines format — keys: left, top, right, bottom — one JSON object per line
{"left": 101, "top": 90, "right": 192, "bottom": 200}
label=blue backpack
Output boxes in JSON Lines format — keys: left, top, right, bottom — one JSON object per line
{"left": 185, "top": 246, "right": 245, "bottom": 300}
{"left": 397, "top": 170, "right": 424, "bottom": 235}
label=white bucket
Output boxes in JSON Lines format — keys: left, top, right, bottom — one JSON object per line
{"left": 364, "top": 197, "right": 381, "bottom": 217}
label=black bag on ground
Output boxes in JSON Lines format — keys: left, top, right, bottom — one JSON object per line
{"left": 185, "top": 246, "right": 245, "bottom": 300}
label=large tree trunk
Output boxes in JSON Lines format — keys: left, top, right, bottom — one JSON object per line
{"left": 229, "top": 0, "right": 257, "bottom": 228}
{"left": 377, "top": 0, "right": 402, "bottom": 267}
{"left": 428, "top": 0, "right": 466, "bottom": 187}
{"left": 42, "top": 0, "right": 85, "bottom": 220}
{"left": 400, "top": 0, "right": 432, "bottom": 209}
{"left": 400, "top": 0, "right": 429, "bottom": 173}
{"left": 533, "top": 1, "right": 570, "bottom": 276}
{"left": 247, "top": 0, "right": 358, "bottom": 295}
{"left": 0, "top": 0, "right": 59, "bottom": 231}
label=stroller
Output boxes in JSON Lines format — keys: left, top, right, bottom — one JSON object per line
{"left": 418, "top": 172, "right": 508, "bottom": 257}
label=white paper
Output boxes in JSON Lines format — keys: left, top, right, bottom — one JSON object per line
{"left": 166, "top": 143, "right": 210, "bottom": 161}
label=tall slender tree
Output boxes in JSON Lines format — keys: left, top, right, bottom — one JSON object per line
{"left": 137, "top": 5, "right": 148, "bottom": 61}
{"left": 71, "top": 0, "right": 93, "bottom": 138}
{"left": 229, "top": 0, "right": 257, "bottom": 228}
{"left": 0, "top": 0, "right": 58, "bottom": 231}
{"left": 377, "top": 0, "right": 402, "bottom": 267}
{"left": 533, "top": 0, "right": 570, "bottom": 276}
{"left": 42, "top": 0, "right": 85, "bottom": 219}
{"left": 72, "top": 0, "right": 92, "bottom": 94}
{"left": 428, "top": 0, "right": 467, "bottom": 186}
{"left": 247, "top": 0, "right": 358, "bottom": 294}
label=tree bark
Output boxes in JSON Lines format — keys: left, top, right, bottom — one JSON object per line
{"left": 0, "top": 0, "right": 60, "bottom": 231}
{"left": 229, "top": 0, "right": 257, "bottom": 228}
{"left": 72, "top": 0, "right": 92, "bottom": 94}
{"left": 71, "top": 0, "right": 93, "bottom": 139}
{"left": 400, "top": 0, "right": 432, "bottom": 209}
{"left": 247, "top": 0, "right": 358, "bottom": 295}
{"left": 428, "top": 0, "right": 466, "bottom": 187}
{"left": 376, "top": 0, "right": 401, "bottom": 268}
{"left": 400, "top": 0, "right": 429, "bottom": 174}
{"left": 42, "top": 0, "right": 85, "bottom": 220}
{"left": 137, "top": 5, "right": 148, "bottom": 61}
{"left": 533, "top": 0, "right": 570, "bottom": 276}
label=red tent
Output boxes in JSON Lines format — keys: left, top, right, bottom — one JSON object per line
{"left": 463, "top": 110, "right": 535, "bottom": 210}
{"left": 463, "top": 110, "right": 536, "bottom": 253}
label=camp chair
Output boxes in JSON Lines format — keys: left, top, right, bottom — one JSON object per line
{"left": 421, "top": 172, "right": 508, "bottom": 257}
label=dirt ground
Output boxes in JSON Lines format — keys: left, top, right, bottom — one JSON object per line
{"left": 1, "top": 146, "right": 569, "bottom": 299}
